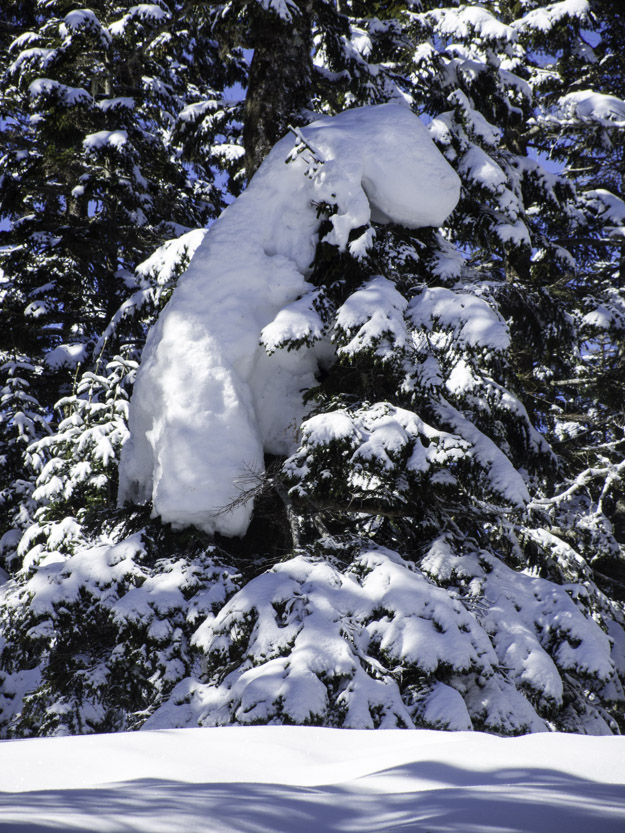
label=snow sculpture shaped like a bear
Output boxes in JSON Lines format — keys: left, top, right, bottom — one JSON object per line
{"left": 118, "top": 104, "right": 461, "bottom": 536}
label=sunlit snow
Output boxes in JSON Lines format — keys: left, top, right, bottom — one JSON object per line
{"left": 1, "top": 726, "right": 624, "bottom": 832}
{"left": 514, "top": 0, "right": 591, "bottom": 34}
{"left": 557, "top": 90, "right": 625, "bottom": 127}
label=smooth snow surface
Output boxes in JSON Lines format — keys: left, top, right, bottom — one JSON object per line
{"left": 1, "top": 726, "right": 624, "bottom": 832}
{"left": 118, "top": 104, "right": 460, "bottom": 536}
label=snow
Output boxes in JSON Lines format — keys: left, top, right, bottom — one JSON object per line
{"left": 98, "top": 97, "right": 135, "bottom": 111}
{"left": 61, "top": 8, "right": 112, "bottom": 46}
{"left": 83, "top": 130, "right": 128, "bottom": 151}
{"left": 136, "top": 229, "right": 207, "bottom": 288}
{"left": 9, "top": 47, "right": 55, "bottom": 75}
{"left": 44, "top": 343, "right": 88, "bottom": 369}
{"left": 500, "top": 69, "right": 532, "bottom": 102}
{"left": 0, "top": 726, "right": 624, "bottom": 832}
{"left": 434, "top": 401, "right": 530, "bottom": 507}
{"left": 459, "top": 144, "right": 507, "bottom": 190}
{"left": 62, "top": 9, "right": 102, "bottom": 31}
{"left": 257, "top": 0, "right": 298, "bottom": 21}
{"left": 178, "top": 100, "right": 220, "bottom": 123}
{"left": 334, "top": 276, "right": 408, "bottom": 357}
{"left": 583, "top": 305, "right": 616, "bottom": 330}
{"left": 28, "top": 78, "right": 92, "bottom": 105}
{"left": 119, "top": 104, "right": 460, "bottom": 536}
{"left": 428, "top": 6, "right": 516, "bottom": 44}
{"left": 496, "top": 219, "right": 531, "bottom": 247}
{"left": 8, "top": 32, "right": 40, "bottom": 51}
{"left": 108, "top": 4, "right": 171, "bottom": 37}
{"left": 351, "top": 26, "right": 373, "bottom": 57}
{"left": 515, "top": 0, "right": 591, "bottom": 33}
{"left": 407, "top": 287, "right": 510, "bottom": 351}
{"left": 134, "top": 536, "right": 610, "bottom": 734}
{"left": 288, "top": 405, "right": 471, "bottom": 500}
{"left": 585, "top": 189, "right": 625, "bottom": 224}
{"left": 260, "top": 289, "right": 326, "bottom": 353}
{"left": 556, "top": 90, "right": 625, "bottom": 128}
{"left": 448, "top": 90, "right": 501, "bottom": 147}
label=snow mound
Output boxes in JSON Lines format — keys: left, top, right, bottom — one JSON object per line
{"left": 118, "top": 104, "right": 460, "bottom": 536}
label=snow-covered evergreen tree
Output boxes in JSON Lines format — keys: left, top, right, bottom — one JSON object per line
{"left": 0, "top": 0, "right": 237, "bottom": 553}
{"left": 0, "top": 1, "right": 241, "bottom": 733}
{"left": 514, "top": 1, "right": 625, "bottom": 595}
{"left": 130, "top": 100, "right": 623, "bottom": 735}
{"left": 2, "top": 0, "right": 625, "bottom": 737}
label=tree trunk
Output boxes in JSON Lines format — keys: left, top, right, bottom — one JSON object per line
{"left": 244, "top": 0, "right": 313, "bottom": 179}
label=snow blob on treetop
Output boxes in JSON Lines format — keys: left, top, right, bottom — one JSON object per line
{"left": 118, "top": 104, "right": 461, "bottom": 536}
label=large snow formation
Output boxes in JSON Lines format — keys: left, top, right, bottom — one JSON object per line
{"left": 118, "top": 104, "right": 461, "bottom": 535}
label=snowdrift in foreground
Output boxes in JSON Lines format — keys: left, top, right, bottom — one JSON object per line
{"left": 118, "top": 104, "right": 461, "bottom": 536}
{"left": 1, "top": 726, "right": 624, "bottom": 832}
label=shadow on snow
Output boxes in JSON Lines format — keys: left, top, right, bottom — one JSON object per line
{"left": 1, "top": 761, "right": 625, "bottom": 832}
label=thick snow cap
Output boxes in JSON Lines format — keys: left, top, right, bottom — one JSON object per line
{"left": 118, "top": 104, "right": 461, "bottom": 536}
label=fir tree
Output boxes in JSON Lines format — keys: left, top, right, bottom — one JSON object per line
{"left": 0, "top": 0, "right": 235, "bottom": 553}
{"left": 2, "top": 0, "right": 625, "bottom": 738}
{"left": 0, "top": 1, "right": 240, "bottom": 732}
{"left": 159, "top": 0, "right": 624, "bottom": 733}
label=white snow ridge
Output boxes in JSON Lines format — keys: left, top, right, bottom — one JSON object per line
{"left": 118, "top": 104, "right": 461, "bottom": 535}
